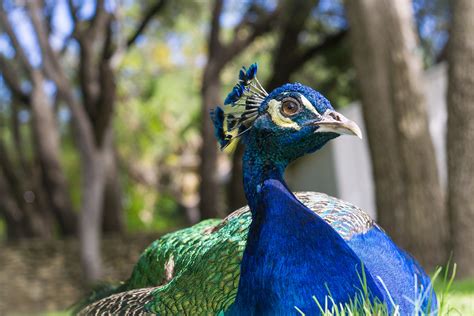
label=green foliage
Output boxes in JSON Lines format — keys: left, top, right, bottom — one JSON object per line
{"left": 0, "top": 0, "right": 454, "bottom": 237}
{"left": 0, "top": 217, "right": 5, "bottom": 240}
{"left": 60, "top": 131, "right": 82, "bottom": 209}
{"left": 115, "top": 9, "right": 206, "bottom": 230}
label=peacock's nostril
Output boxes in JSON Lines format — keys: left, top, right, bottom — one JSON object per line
{"left": 329, "top": 112, "right": 342, "bottom": 121}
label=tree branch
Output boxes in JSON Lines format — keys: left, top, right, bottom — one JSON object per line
{"left": 26, "top": 1, "right": 96, "bottom": 155}
{"left": 268, "top": 29, "right": 347, "bottom": 90}
{"left": 66, "top": 0, "right": 78, "bottom": 24}
{"left": 126, "top": 0, "right": 167, "bottom": 48}
{"left": 26, "top": 1, "right": 63, "bottom": 82}
{"left": 88, "top": 0, "right": 110, "bottom": 39}
{"left": 208, "top": 0, "right": 224, "bottom": 57}
{"left": 222, "top": 5, "right": 280, "bottom": 63}
{"left": 0, "top": 5, "right": 34, "bottom": 74}
{"left": 296, "top": 29, "right": 348, "bottom": 70}
{"left": 0, "top": 56, "right": 30, "bottom": 105}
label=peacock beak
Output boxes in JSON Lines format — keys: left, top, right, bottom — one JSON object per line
{"left": 311, "top": 110, "right": 363, "bottom": 139}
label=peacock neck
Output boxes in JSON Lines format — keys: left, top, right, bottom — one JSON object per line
{"left": 233, "top": 143, "right": 385, "bottom": 315}
{"left": 242, "top": 148, "right": 287, "bottom": 213}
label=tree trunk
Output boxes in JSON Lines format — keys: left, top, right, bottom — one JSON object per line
{"left": 447, "top": 0, "right": 474, "bottom": 278}
{"left": 199, "top": 66, "right": 222, "bottom": 219}
{"left": 346, "top": 0, "right": 447, "bottom": 269}
{"left": 30, "top": 72, "right": 77, "bottom": 236}
{"left": 0, "top": 172, "right": 51, "bottom": 239}
{"left": 101, "top": 142, "right": 124, "bottom": 234}
{"left": 0, "top": 137, "right": 52, "bottom": 239}
{"left": 0, "top": 173, "right": 29, "bottom": 239}
{"left": 79, "top": 147, "right": 107, "bottom": 283}
{"left": 98, "top": 56, "right": 124, "bottom": 234}
{"left": 346, "top": 0, "right": 406, "bottom": 241}
{"left": 383, "top": 0, "right": 447, "bottom": 268}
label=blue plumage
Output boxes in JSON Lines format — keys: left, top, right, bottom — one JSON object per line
{"left": 210, "top": 106, "right": 229, "bottom": 148}
{"left": 221, "top": 64, "right": 436, "bottom": 315}
{"left": 225, "top": 63, "right": 257, "bottom": 106}
{"left": 347, "top": 227, "right": 437, "bottom": 313}
{"left": 79, "top": 64, "right": 437, "bottom": 315}
{"left": 245, "top": 63, "right": 258, "bottom": 81}
{"left": 224, "top": 84, "right": 244, "bottom": 105}
{"left": 229, "top": 180, "right": 386, "bottom": 315}
{"left": 259, "top": 82, "right": 332, "bottom": 114}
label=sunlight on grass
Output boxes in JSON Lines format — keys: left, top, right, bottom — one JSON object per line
{"left": 434, "top": 266, "right": 474, "bottom": 315}
{"left": 295, "top": 264, "right": 474, "bottom": 316}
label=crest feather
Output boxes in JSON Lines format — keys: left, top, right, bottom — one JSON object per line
{"left": 211, "top": 63, "right": 268, "bottom": 150}
{"left": 211, "top": 107, "right": 231, "bottom": 149}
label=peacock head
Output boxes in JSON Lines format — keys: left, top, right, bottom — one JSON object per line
{"left": 211, "top": 63, "right": 362, "bottom": 164}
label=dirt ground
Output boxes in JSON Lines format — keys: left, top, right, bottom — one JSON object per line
{"left": 0, "top": 233, "right": 163, "bottom": 315}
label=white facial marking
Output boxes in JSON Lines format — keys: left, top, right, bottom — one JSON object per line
{"left": 267, "top": 99, "right": 301, "bottom": 130}
{"left": 300, "top": 94, "right": 320, "bottom": 116}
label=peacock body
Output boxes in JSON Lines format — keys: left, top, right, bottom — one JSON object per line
{"left": 79, "top": 64, "right": 436, "bottom": 315}
{"left": 79, "top": 193, "right": 383, "bottom": 315}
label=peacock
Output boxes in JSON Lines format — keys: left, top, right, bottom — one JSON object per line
{"left": 79, "top": 64, "right": 437, "bottom": 315}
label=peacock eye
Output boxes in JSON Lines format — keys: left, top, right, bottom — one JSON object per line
{"left": 280, "top": 98, "right": 301, "bottom": 116}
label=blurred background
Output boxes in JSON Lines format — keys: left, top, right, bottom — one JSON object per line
{"left": 0, "top": 0, "right": 473, "bottom": 314}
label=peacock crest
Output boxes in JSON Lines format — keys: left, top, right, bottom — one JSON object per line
{"left": 211, "top": 63, "right": 268, "bottom": 150}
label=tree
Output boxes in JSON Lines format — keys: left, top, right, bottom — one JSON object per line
{"left": 0, "top": 7, "right": 76, "bottom": 238}
{"left": 447, "top": 0, "right": 474, "bottom": 278}
{"left": 0, "top": 0, "right": 168, "bottom": 283}
{"left": 0, "top": 137, "right": 52, "bottom": 239}
{"left": 199, "top": 0, "right": 279, "bottom": 219}
{"left": 345, "top": 0, "right": 406, "bottom": 250}
{"left": 346, "top": 0, "right": 448, "bottom": 269}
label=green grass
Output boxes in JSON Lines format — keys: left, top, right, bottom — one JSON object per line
{"left": 295, "top": 264, "right": 474, "bottom": 316}
{"left": 434, "top": 277, "right": 474, "bottom": 315}
{"left": 42, "top": 273, "right": 474, "bottom": 316}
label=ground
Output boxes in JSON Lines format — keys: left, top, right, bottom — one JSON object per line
{"left": 0, "top": 233, "right": 163, "bottom": 315}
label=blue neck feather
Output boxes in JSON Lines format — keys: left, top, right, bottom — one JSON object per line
{"left": 229, "top": 139, "right": 384, "bottom": 315}
{"left": 242, "top": 148, "right": 286, "bottom": 213}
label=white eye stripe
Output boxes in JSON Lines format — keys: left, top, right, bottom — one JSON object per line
{"left": 300, "top": 94, "right": 320, "bottom": 116}
{"left": 267, "top": 99, "right": 301, "bottom": 130}
{"left": 266, "top": 93, "right": 321, "bottom": 130}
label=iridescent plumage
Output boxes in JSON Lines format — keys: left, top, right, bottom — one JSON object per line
{"left": 79, "top": 64, "right": 436, "bottom": 315}
{"left": 79, "top": 193, "right": 377, "bottom": 315}
{"left": 211, "top": 63, "right": 266, "bottom": 150}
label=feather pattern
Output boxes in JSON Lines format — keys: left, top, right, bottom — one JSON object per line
{"left": 79, "top": 192, "right": 380, "bottom": 315}
{"left": 212, "top": 63, "right": 268, "bottom": 150}
{"left": 79, "top": 66, "right": 436, "bottom": 316}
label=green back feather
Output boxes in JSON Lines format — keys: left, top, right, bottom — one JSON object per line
{"left": 79, "top": 193, "right": 373, "bottom": 315}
